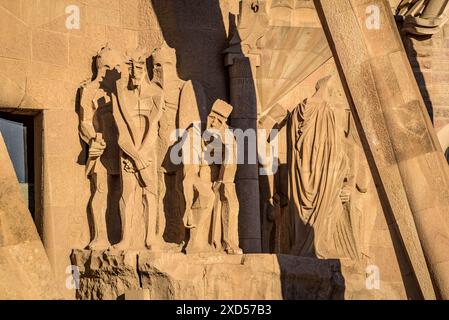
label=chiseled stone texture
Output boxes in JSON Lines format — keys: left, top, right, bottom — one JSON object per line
{"left": 0, "top": 1, "right": 239, "bottom": 299}
{"left": 71, "top": 250, "right": 406, "bottom": 300}
{"left": 72, "top": 250, "right": 344, "bottom": 300}
{"left": 71, "top": 250, "right": 140, "bottom": 300}
{"left": 0, "top": 241, "right": 61, "bottom": 299}
{"left": 0, "top": 133, "right": 61, "bottom": 299}
{"left": 138, "top": 253, "right": 344, "bottom": 300}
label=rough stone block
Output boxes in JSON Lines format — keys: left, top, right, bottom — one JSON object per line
{"left": 0, "top": 6, "right": 31, "bottom": 60}
{"left": 0, "top": 133, "right": 61, "bottom": 299}
{"left": 71, "top": 250, "right": 140, "bottom": 300}
{"left": 32, "top": 29, "right": 69, "bottom": 66}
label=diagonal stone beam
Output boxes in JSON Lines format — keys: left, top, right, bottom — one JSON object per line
{"left": 315, "top": 0, "right": 449, "bottom": 299}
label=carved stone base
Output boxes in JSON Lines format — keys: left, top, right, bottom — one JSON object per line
{"left": 71, "top": 250, "right": 405, "bottom": 300}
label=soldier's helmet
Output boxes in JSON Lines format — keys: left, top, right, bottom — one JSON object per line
{"left": 96, "top": 44, "right": 123, "bottom": 70}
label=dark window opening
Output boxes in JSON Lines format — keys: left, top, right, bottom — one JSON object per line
{"left": 0, "top": 112, "right": 35, "bottom": 218}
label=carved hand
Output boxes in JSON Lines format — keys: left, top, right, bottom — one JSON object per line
{"left": 135, "top": 158, "right": 150, "bottom": 171}
{"left": 88, "top": 138, "right": 106, "bottom": 159}
{"left": 122, "top": 157, "right": 150, "bottom": 174}
{"left": 123, "top": 158, "right": 135, "bottom": 173}
{"left": 213, "top": 181, "right": 223, "bottom": 193}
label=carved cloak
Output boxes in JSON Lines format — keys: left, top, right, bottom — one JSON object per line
{"left": 287, "top": 98, "right": 358, "bottom": 259}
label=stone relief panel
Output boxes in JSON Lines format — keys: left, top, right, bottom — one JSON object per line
{"left": 259, "top": 75, "right": 378, "bottom": 260}
{"left": 78, "top": 43, "right": 241, "bottom": 255}
{"left": 225, "top": 0, "right": 383, "bottom": 261}
{"left": 74, "top": 0, "right": 408, "bottom": 268}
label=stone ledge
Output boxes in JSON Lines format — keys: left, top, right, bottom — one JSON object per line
{"left": 71, "top": 250, "right": 347, "bottom": 300}
{"left": 71, "top": 250, "right": 406, "bottom": 300}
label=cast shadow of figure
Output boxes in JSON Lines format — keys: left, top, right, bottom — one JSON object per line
{"left": 150, "top": 0, "right": 231, "bottom": 246}
{"left": 259, "top": 106, "right": 346, "bottom": 299}
{"left": 320, "top": 37, "right": 424, "bottom": 299}
{"left": 151, "top": 0, "right": 230, "bottom": 105}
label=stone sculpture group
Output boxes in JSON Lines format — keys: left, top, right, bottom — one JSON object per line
{"left": 79, "top": 40, "right": 376, "bottom": 261}
{"left": 79, "top": 43, "right": 242, "bottom": 255}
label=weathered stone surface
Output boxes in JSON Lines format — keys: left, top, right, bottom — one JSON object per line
{"left": 0, "top": 133, "right": 61, "bottom": 300}
{"left": 71, "top": 250, "right": 406, "bottom": 300}
{"left": 317, "top": 0, "right": 449, "bottom": 299}
{"left": 138, "top": 253, "right": 344, "bottom": 300}
{"left": 2, "top": 0, "right": 449, "bottom": 301}
{"left": 71, "top": 250, "right": 344, "bottom": 300}
{"left": 0, "top": 6, "right": 31, "bottom": 60}
{"left": 32, "top": 29, "right": 69, "bottom": 66}
{"left": 71, "top": 249, "right": 140, "bottom": 300}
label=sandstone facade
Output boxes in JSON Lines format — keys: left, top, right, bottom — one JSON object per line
{"left": 1, "top": 0, "right": 449, "bottom": 300}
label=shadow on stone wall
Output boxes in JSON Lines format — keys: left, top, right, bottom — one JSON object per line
{"left": 276, "top": 255, "right": 345, "bottom": 300}
{"left": 151, "top": 0, "right": 230, "bottom": 107}
{"left": 151, "top": 0, "right": 236, "bottom": 248}
{"left": 402, "top": 34, "right": 434, "bottom": 122}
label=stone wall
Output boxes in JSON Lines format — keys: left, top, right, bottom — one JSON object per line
{"left": 0, "top": 0, "right": 238, "bottom": 298}
{"left": 0, "top": 0, "right": 445, "bottom": 300}
{"left": 403, "top": 29, "right": 449, "bottom": 131}
{"left": 0, "top": 133, "right": 61, "bottom": 299}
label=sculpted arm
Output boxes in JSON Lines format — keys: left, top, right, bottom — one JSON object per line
{"left": 79, "top": 86, "right": 98, "bottom": 144}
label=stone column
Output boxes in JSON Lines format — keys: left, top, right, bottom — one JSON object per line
{"left": 315, "top": 0, "right": 449, "bottom": 299}
{"left": 226, "top": 55, "right": 262, "bottom": 253}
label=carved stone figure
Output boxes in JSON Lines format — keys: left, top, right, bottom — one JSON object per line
{"left": 225, "top": 0, "right": 333, "bottom": 253}
{"left": 287, "top": 75, "right": 359, "bottom": 259}
{"left": 79, "top": 43, "right": 211, "bottom": 252}
{"left": 154, "top": 42, "right": 208, "bottom": 247}
{"left": 182, "top": 100, "right": 242, "bottom": 255}
{"left": 111, "top": 48, "right": 164, "bottom": 250}
{"left": 79, "top": 45, "right": 122, "bottom": 251}
{"left": 397, "top": 0, "right": 449, "bottom": 35}
{"left": 182, "top": 143, "right": 216, "bottom": 253}
{"left": 207, "top": 101, "right": 242, "bottom": 255}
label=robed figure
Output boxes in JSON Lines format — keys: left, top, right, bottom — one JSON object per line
{"left": 287, "top": 76, "right": 358, "bottom": 259}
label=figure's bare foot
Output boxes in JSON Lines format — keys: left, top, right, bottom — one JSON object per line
{"left": 145, "top": 240, "right": 164, "bottom": 252}
{"left": 225, "top": 246, "right": 243, "bottom": 255}
{"left": 88, "top": 239, "right": 111, "bottom": 251}
{"left": 111, "top": 239, "right": 130, "bottom": 251}
{"left": 145, "top": 241, "right": 155, "bottom": 251}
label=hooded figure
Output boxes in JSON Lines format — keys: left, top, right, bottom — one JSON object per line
{"left": 287, "top": 75, "right": 358, "bottom": 259}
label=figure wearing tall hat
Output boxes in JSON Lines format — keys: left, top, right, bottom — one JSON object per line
{"left": 206, "top": 100, "right": 242, "bottom": 255}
